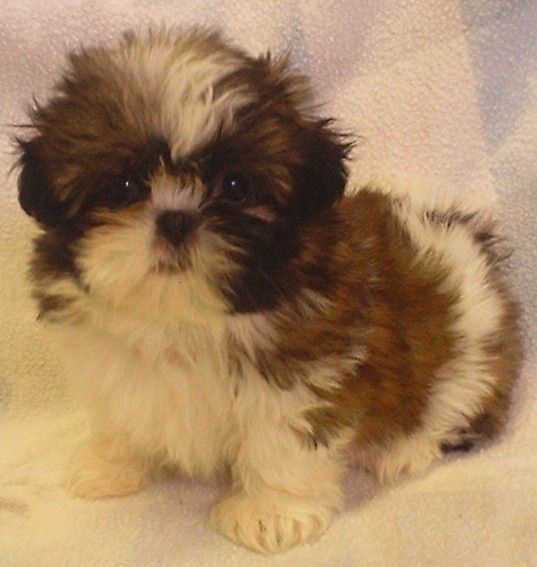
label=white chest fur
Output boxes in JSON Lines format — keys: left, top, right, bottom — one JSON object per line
{"left": 55, "top": 311, "right": 251, "bottom": 477}
{"left": 53, "top": 301, "right": 332, "bottom": 484}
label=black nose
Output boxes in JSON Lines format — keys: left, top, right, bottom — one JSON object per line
{"left": 156, "top": 211, "right": 193, "bottom": 246}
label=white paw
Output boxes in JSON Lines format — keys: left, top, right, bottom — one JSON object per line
{"left": 209, "top": 492, "right": 331, "bottom": 554}
{"left": 65, "top": 446, "right": 147, "bottom": 499}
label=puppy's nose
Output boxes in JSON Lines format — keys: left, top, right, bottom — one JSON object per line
{"left": 156, "top": 211, "right": 193, "bottom": 246}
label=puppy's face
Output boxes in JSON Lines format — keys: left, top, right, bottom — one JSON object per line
{"left": 17, "top": 29, "right": 349, "bottom": 321}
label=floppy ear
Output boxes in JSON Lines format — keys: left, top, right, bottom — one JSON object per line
{"left": 17, "top": 138, "right": 67, "bottom": 226}
{"left": 293, "top": 119, "right": 351, "bottom": 216}
{"left": 254, "top": 53, "right": 352, "bottom": 216}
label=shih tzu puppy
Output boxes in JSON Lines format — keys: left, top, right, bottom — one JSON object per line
{"left": 16, "top": 28, "right": 521, "bottom": 554}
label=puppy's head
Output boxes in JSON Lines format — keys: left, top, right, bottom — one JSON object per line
{"left": 17, "top": 28, "right": 350, "bottom": 320}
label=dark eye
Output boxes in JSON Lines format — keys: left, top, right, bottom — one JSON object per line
{"left": 220, "top": 172, "right": 249, "bottom": 205}
{"left": 124, "top": 177, "right": 150, "bottom": 201}
{"left": 108, "top": 176, "right": 150, "bottom": 207}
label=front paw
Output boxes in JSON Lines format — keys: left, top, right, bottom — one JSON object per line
{"left": 209, "top": 491, "right": 332, "bottom": 554}
{"left": 65, "top": 443, "right": 148, "bottom": 499}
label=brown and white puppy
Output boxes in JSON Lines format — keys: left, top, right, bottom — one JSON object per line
{"left": 16, "top": 28, "right": 521, "bottom": 554}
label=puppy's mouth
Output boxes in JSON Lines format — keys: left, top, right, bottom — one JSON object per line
{"left": 152, "top": 210, "right": 195, "bottom": 272}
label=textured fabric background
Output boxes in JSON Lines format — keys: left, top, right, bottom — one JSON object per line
{"left": 1, "top": 1, "right": 536, "bottom": 565}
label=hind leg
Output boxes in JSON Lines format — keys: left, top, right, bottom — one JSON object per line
{"left": 357, "top": 432, "right": 444, "bottom": 486}
{"left": 358, "top": 406, "right": 510, "bottom": 486}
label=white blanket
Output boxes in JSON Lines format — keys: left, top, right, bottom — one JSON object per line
{"left": 1, "top": 1, "right": 536, "bottom": 565}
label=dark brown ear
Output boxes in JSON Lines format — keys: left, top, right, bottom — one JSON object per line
{"left": 293, "top": 119, "right": 351, "bottom": 216}
{"left": 17, "top": 138, "right": 67, "bottom": 227}
{"left": 254, "top": 54, "right": 351, "bottom": 216}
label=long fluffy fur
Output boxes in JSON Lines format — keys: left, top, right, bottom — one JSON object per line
{"left": 15, "top": 28, "right": 521, "bottom": 554}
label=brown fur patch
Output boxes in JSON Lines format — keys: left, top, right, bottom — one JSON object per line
{"left": 33, "top": 292, "right": 75, "bottom": 320}
{"left": 250, "top": 189, "right": 521, "bottom": 451}
{"left": 29, "top": 228, "right": 83, "bottom": 283}
{"left": 253, "top": 190, "right": 461, "bottom": 446}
